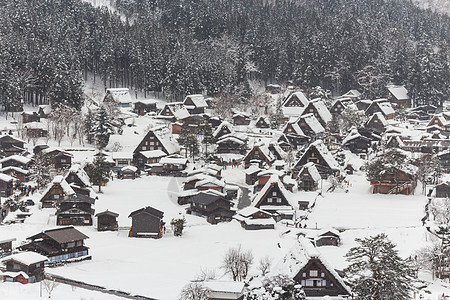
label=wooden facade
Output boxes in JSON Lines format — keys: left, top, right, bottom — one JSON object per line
{"left": 96, "top": 210, "right": 119, "bottom": 231}
{"left": 20, "top": 226, "right": 90, "bottom": 265}
{"left": 187, "top": 192, "right": 234, "bottom": 224}
{"left": 0, "top": 135, "right": 25, "bottom": 157}
{"left": 371, "top": 168, "right": 416, "bottom": 195}
{"left": 2, "top": 252, "right": 47, "bottom": 284}
{"left": 128, "top": 206, "right": 165, "bottom": 238}
{"left": 56, "top": 194, "right": 96, "bottom": 226}
{"left": 293, "top": 257, "right": 350, "bottom": 297}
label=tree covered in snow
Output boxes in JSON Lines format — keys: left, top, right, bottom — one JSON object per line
{"left": 92, "top": 106, "right": 115, "bottom": 149}
{"left": 366, "top": 149, "right": 409, "bottom": 185}
{"left": 179, "top": 282, "right": 210, "bottom": 300}
{"left": 178, "top": 127, "right": 200, "bottom": 161}
{"left": 345, "top": 233, "right": 414, "bottom": 300}
{"left": 341, "top": 107, "right": 366, "bottom": 134}
{"left": 246, "top": 274, "right": 305, "bottom": 300}
{"left": 31, "top": 152, "right": 55, "bottom": 189}
{"left": 171, "top": 216, "right": 187, "bottom": 237}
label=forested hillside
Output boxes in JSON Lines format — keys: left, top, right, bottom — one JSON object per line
{"left": 0, "top": 0, "right": 448, "bottom": 110}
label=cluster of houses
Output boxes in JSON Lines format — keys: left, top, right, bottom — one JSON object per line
{"left": 1, "top": 84, "right": 449, "bottom": 299}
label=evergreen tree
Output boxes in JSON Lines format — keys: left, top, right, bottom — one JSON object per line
{"left": 201, "top": 122, "right": 214, "bottom": 158}
{"left": 30, "top": 153, "right": 54, "bottom": 189}
{"left": 345, "top": 234, "right": 414, "bottom": 300}
{"left": 171, "top": 216, "right": 187, "bottom": 237}
{"left": 85, "top": 155, "right": 110, "bottom": 192}
{"left": 178, "top": 127, "right": 200, "bottom": 161}
{"left": 92, "top": 106, "right": 115, "bottom": 149}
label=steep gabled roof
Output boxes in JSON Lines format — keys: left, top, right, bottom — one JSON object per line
{"left": 297, "top": 162, "right": 321, "bottom": 183}
{"left": 300, "top": 113, "right": 325, "bottom": 134}
{"left": 213, "top": 121, "right": 233, "bottom": 139}
{"left": 387, "top": 85, "right": 409, "bottom": 100}
{"left": 251, "top": 175, "right": 296, "bottom": 209}
{"left": 184, "top": 94, "right": 208, "bottom": 108}
{"left": 310, "top": 99, "right": 332, "bottom": 124}
{"left": 296, "top": 140, "right": 340, "bottom": 171}
{"left": 1, "top": 252, "right": 48, "bottom": 265}
{"left": 270, "top": 237, "right": 351, "bottom": 294}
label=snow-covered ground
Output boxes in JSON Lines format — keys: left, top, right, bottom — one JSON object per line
{"left": 0, "top": 169, "right": 439, "bottom": 299}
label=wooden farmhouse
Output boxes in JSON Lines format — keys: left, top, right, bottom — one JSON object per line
{"left": 0, "top": 135, "right": 26, "bottom": 157}
{"left": 293, "top": 140, "right": 340, "bottom": 178}
{"left": 342, "top": 127, "right": 372, "bottom": 154}
{"left": 301, "top": 99, "right": 332, "bottom": 127}
{"left": 216, "top": 134, "right": 247, "bottom": 154}
{"left": 232, "top": 111, "right": 251, "bottom": 126}
{"left": 0, "top": 154, "right": 32, "bottom": 169}
{"left": 42, "top": 147, "right": 73, "bottom": 169}
{"left": 213, "top": 121, "right": 234, "bottom": 140}
{"left": 133, "top": 125, "right": 180, "bottom": 170}
{"left": 157, "top": 102, "right": 190, "bottom": 122}
{"left": 103, "top": 88, "right": 133, "bottom": 108}
{"left": 435, "top": 182, "right": 450, "bottom": 198}
{"left": 370, "top": 166, "right": 416, "bottom": 195}
{"left": 314, "top": 228, "right": 341, "bottom": 247}
{"left": 244, "top": 165, "right": 262, "bottom": 185}
{"left": 365, "top": 100, "right": 395, "bottom": 120}
{"left": 133, "top": 100, "right": 157, "bottom": 116}
{"left": 251, "top": 175, "right": 296, "bottom": 220}
{"left": 56, "top": 193, "right": 96, "bottom": 226}
{"left": 95, "top": 210, "right": 119, "bottom": 231}
{"left": 128, "top": 206, "right": 165, "bottom": 238}
{"left": 296, "top": 162, "right": 321, "bottom": 191}
{"left": 183, "top": 94, "right": 208, "bottom": 114}
{"left": 281, "top": 91, "right": 310, "bottom": 117}
{"left": 147, "top": 155, "right": 188, "bottom": 176}
{"left": 20, "top": 111, "right": 40, "bottom": 124}
{"left": 255, "top": 116, "right": 270, "bottom": 128}
{"left": 40, "top": 176, "right": 76, "bottom": 208}
{"left": 0, "top": 252, "right": 48, "bottom": 284}
{"left": 0, "top": 238, "right": 15, "bottom": 256}
{"left": 64, "top": 164, "right": 91, "bottom": 188}
{"left": 186, "top": 191, "right": 234, "bottom": 224}
{"left": 365, "top": 112, "right": 388, "bottom": 134}
{"left": 242, "top": 144, "right": 275, "bottom": 168}
{"left": 273, "top": 237, "right": 351, "bottom": 297}
{"left": 438, "top": 151, "right": 450, "bottom": 173}
{"left": 297, "top": 113, "right": 325, "bottom": 137}
{"left": 0, "top": 173, "right": 15, "bottom": 197}
{"left": 384, "top": 85, "right": 411, "bottom": 108}
{"left": 20, "top": 226, "right": 90, "bottom": 265}
{"left": 233, "top": 206, "right": 275, "bottom": 230}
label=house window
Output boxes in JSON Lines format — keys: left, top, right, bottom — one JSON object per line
{"left": 310, "top": 270, "right": 318, "bottom": 277}
{"left": 317, "top": 280, "right": 327, "bottom": 287}
{"left": 321, "top": 272, "right": 325, "bottom": 277}
{"left": 302, "top": 273, "right": 306, "bottom": 277}
{"left": 276, "top": 198, "right": 282, "bottom": 203}
{"left": 304, "top": 280, "right": 314, "bottom": 286}
{"left": 267, "top": 198, "right": 273, "bottom": 203}
{"left": 54, "top": 194, "right": 60, "bottom": 199}
{"left": 272, "top": 192, "right": 277, "bottom": 196}
{"left": 142, "top": 146, "right": 147, "bottom": 150}
{"left": 60, "top": 159, "right": 67, "bottom": 163}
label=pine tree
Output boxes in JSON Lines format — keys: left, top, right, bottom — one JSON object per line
{"left": 84, "top": 109, "right": 95, "bottom": 145}
{"left": 31, "top": 153, "right": 54, "bottom": 189}
{"left": 92, "top": 106, "right": 115, "bottom": 149}
{"left": 178, "top": 127, "right": 199, "bottom": 161}
{"left": 345, "top": 233, "right": 414, "bottom": 300}
{"left": 171, "top": 216, "right": 187, "bottom": 237}
{"left": 85, "top": 155, "right": 110, "bottom": 192}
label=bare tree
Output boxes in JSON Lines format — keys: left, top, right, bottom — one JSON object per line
{"left": 42, "top": 278, "right": 59, "bottom": 298}
{"left": 429, "top": 198, "right": 450, "bottom": 225}
{"left": 179, "top": 282, "right": 210, "bottom": 300}
{"left": 415, "top": 239, "right": 448, "bottom": 280}
{"left": 222, "top": 244, "right": 254, "bottom": 281}
{"left": 196, "top": 268, "right": 216, "bottom": 281}
{"left": 257, "top": 256, "right": 272, "bottom": 276}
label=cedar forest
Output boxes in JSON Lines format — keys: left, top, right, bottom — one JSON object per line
{"left": 0, "top": 0, "right": 449, "bottom": 111}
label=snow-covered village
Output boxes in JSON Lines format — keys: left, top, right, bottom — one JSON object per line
{"left": 0, "top": 0, "right": 449, "bottom": 299}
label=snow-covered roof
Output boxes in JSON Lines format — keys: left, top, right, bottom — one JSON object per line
{"left": 244, "top": 165, "right": 262, "bottom": 175}
{"left": 0, "top": 173, "right": 15, "bottom": 182}
{"left": 270, "top": 237, "right": 351, "bottom": 294}
{"left": 387, "top": 85, "right": 409, "bottom": 100}
{"left": 160, "top": 156, "right": 188, "bottom": 165}
{"left": 173, "top": 107, "right": 190, "bottom": 120}
{"left": 378, "top": 101, "right": 395, "bottom": 116}
{"left": 105, "top": 88, "right": 133, "bottom": 104}
{"left": 237, "top": 206, "right": 272, "bottom": 218}
{"left": 217, "top": 136, "right": 246, "bottom": 145}
{"left": 203, "top": 280, "right": 245, "bottom": 294}
{"left": 298, "top": 162, "right": 321, "bottom": 183}
{"left": 367, "top": 112, "right": 388, "bottom": 127}
{"left": 112, "top": 152, "right": 133, "bottom": 160}
{"left": 251, "top": 175, "right": 296, "bottom": 209}
{"left": 342, "top": 127, "right": 362, "bottom": 145}
{"left": 0, "top": 155, "right": 32, "bottom": 165}
{"left": 184, "top": 94, "right": 208, "bottom": 108}
{"left": 283, "top": 91, "right": 309, "bottom": 107}
{"left": 139, "top": 150, "right": 167, "bottom": 159}
{"left": 341, "top": 89, "right": 361, "bottom": 98}
{"left": 282, "top": 106, "right": 305, "bottom": 117}
{"left": 0, "top": 166, "right": 30, "bottom": 175}
{"left": 67, "top": 164, "right": 91, "bottom": 187}
{"left": 37, "top": 104, "right": 52, "bottom": 115}
{"left": 311, "top": 99, "right": 332, "bottom": 124}
{"left": 300, "top": 113, "right": 325, "bottom": 134}
{"left": 1, "top": 251, "right": 47, "bottom": 265}
{"left": 48, "top": 175, "right": 75, "bottom": 195}
{"left": 121, "top": 165, "right": 138, "bottom": 172}
{"left": 302, "top": 140, "right": 340, "bottom": 171}
{"left": 195, "top": 177, "right": 226, "bottom": 188}
{"left": 213, "top": 121, "right": 233, "bottom": 138}
{"left": 153, "top": 127, "right": 180, "bottom": 155}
